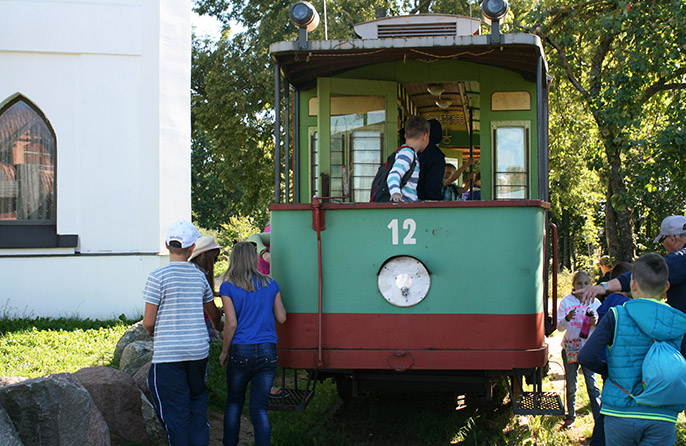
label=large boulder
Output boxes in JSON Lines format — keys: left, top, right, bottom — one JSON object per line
{"left": 0, "top": 404, "right": 22, "bottom": 446}
{"left": 50, "top": 373, "right": 111, "bottom": 446}
{"left": 113, "top": 321, "right": 150, "bottom": 361}
{"left": 140, "top": 393, "right": 166, "bottom": 445}
{"left": 120, "top": 341, "right": 154, "bottom": 376}
{"left": 74, "top": 366, "right": 150, "bottom": 445}
{"left": 133, "top": 361, "right": 152, "bottom": 402}
{"left": 0, "top": 376, "right": 93, "bottom": 445}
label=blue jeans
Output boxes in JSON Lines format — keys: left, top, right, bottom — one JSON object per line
{"left": 223, "top": 343, "right": 277, "bottom": 446}
{"left": 604, "top": 416, "right": 676, "bottom": 446}
{"left": 563, "top": 349, "right": 601, "bottom": 420}
{"left": 148, "top": 358, "right": 210, "bottom": 446}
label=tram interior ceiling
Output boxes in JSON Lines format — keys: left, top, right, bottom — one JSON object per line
{"left": 400, "top": 81, "right": 481, "bottom": 161}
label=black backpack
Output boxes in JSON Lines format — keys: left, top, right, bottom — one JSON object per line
{"left": 369, "top": 147, "right": 417, "bottom": 202}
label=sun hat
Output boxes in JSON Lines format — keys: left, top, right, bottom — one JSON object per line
{"left": 188, "top": 236, "right": 223, "bottom": 260}
{"left": 653, "top": 215, "right": 686, "bottom": 243}
{"left": 166, "top": 220, "right": 201, "bottom": 248}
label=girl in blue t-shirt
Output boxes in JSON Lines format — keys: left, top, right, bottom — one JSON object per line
{"left": 219, "top": 241, "right": 287, "bottom": 446}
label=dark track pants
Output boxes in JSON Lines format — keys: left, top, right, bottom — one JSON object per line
{"left": 148, "top": 358, "right": 210, "bottom": 446}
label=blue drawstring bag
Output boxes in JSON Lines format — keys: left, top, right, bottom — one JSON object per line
{"left": 634, "top": 340, "right": 686, "bottom": 406}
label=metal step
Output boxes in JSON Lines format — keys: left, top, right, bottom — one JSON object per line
{"left": 513, "top": 391, "right": 565, "bottom": 416}
{"left": 268, "top": 388, "right": 315, "bottom": 412}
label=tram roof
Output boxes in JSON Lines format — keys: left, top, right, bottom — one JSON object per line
{"left": 270, "top": 33, "right": 548, "bottom": 90}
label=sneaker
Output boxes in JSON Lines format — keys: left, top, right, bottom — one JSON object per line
{"left": 269, "top": 386, "right": 289, "bottom": 398}
{"left": 560, "top": 418, "right": 575, "bottom": 430}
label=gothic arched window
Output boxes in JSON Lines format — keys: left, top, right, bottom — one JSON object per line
{"left": 0, "top": 97, "right": 56, "bottom": 222}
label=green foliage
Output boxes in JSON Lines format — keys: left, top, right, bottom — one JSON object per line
{"left": 548, "top": 77, "right": 604, "bottom": 269}
{"left": 0, "top": 318, "right": 132, "bottom": 377}
{"left": 196, "top": 215, "right": 264, "bottom": 276}
{"left": 525, "top": 0, "right": 686, "bottom": 260}
{"left": 191, "top": 35, "right": 274, "bottom": 230}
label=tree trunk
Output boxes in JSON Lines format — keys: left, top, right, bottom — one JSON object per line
{"left": 561, "top": 211, "right": 571, "bottom": 270}
{"left": 604, "top": 145, "right": 635, "bottom": 262}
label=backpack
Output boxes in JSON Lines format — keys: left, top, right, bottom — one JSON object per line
{"left": 634, "top": 339, "right": 686, "bottom": 406}
{"left": 369, "top": 147, "right": 417, "bottom": 202}
{"left": 612, "top": 337, "right": 686, "bottom": 406}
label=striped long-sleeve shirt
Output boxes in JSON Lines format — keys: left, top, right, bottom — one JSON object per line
{"left": 387, "top": 146, "right": 420, "bottom": 201}
{"left": 143, "top": 262, "right": 214, "bottom": 363}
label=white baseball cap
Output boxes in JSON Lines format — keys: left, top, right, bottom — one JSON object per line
{"left": 653, "top": 215, "right": 686, "bottom": 243}
{"left": 166, "top": 220, "right": 201, "bottom": 248}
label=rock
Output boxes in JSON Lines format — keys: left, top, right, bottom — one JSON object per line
{"left": 120, "top": 340, "right": 154, "bottom": 376}
{"left": 50, "top": 373, "right": 111, "bottom": 446}
{"left": 0, "top": 376, "right": 93, "bottom": 445}
{"left": 0, "top": 404, "right": 22, "bottom": 446}
{"left": 74, "top": 366, "right": 149, "bottom": 445}
{"left": 113, "top": 321, "right": 150, "bottom": 361}
{"left": 0, "top": 377, "right": 28, "bottom": 387}
{"left": 140, "top": 391, "right": 166, "bottom": 445}
{"left": 133, "top": 361, "right": 152, "bottom": 402}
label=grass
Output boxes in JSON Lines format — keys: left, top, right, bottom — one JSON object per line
{"left": 1, "top": 317, "right": 685, "bottom": 445}
{"left": 0, "top": 317, "right": 134, "bottom": 377}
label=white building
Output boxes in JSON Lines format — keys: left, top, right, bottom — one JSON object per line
{"left": 0, "top": 0, "right": 192, "bottom": 319}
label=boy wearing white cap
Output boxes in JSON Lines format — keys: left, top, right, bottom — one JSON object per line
{"left": 142, "top": 220, "right": 222, "bottom": 444}
{"left": 579, "top": 215, "right": 686, "bottom": 313}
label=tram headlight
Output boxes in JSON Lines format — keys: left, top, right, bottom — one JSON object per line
{"left": 481, "top": 0, "right": 509, "bottom": 25}
{"left": 290, "top": 1, "right": 320, "bottom": 32}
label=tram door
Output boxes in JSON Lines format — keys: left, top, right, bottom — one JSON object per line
{"left": 315, "top": 78, "right": 398, "bottom": 201}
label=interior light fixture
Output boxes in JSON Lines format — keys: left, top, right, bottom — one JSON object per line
{"left": 435, "top": 96, "right": 452, "bottom": 109}
{"left": 426, "top": 84, "right": 445, "bottom": 97}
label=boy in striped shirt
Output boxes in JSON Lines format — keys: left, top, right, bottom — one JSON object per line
{"left": 388, "top": 116, "right": 430, "bottom": 203}
{"left": 143, "top": 220, "right": 223, "bottom": 445}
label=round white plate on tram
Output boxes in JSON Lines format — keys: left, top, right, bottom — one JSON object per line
{"left": 377, "top": 256, "right": 431, "bottom": 307}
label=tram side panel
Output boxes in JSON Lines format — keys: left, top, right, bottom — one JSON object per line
{"left": 271, "top": 204, "right": 547, "bottom": 372}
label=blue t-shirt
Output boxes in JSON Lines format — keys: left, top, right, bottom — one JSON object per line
{"left": 219, "top": 276, "right": 280, "bottom": 345}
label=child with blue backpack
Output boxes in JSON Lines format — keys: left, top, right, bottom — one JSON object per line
{"left": 579, "top": 253, "right": 686, "bottom": 446}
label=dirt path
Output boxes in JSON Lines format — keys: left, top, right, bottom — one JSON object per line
{"left": 546, "top": 335, "right": 566, "bottom": 395}
{"left": 545, "top": 335, "right": 594, "bottom": 444}
{"left": 208, "top": 412, "right": 254, "bottom": 446}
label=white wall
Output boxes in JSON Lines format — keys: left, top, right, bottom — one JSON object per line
{"left": 0, "top": 0, "right": 192, "bottom": 318}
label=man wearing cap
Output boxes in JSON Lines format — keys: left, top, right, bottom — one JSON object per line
{"left": 579, "top": 215, "right": 686, "bottom": 313}
{"left": 142, "top": 220, "right": 223, "bottom": 444}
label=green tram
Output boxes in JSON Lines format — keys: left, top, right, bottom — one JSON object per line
{"left": 267, "top": 1, "right": 562, "bottom": 414}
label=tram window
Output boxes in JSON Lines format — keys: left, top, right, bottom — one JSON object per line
{"left": 330, "top": 132, "right": 345, "bottom": 196}
{"left": 492, "top": 122, "right": 529, "bottom": 200}
{"left": 309, "top": 128, "right": 319, "bottom": 196}
{"left": 329, "top": 97, "right": 385, "bottom": 201}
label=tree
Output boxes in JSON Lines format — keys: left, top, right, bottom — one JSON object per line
{"left": 191, "top": 34, "right": 275, "bottom": 229}
{"left": 548, "top": 77, "right": 604, "bottom": 270}
{"left": 528, "top": 0, "right": 686, "bottom": 261}
{"left": 191, "top": 0, "right": 390, "bottom": 229}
